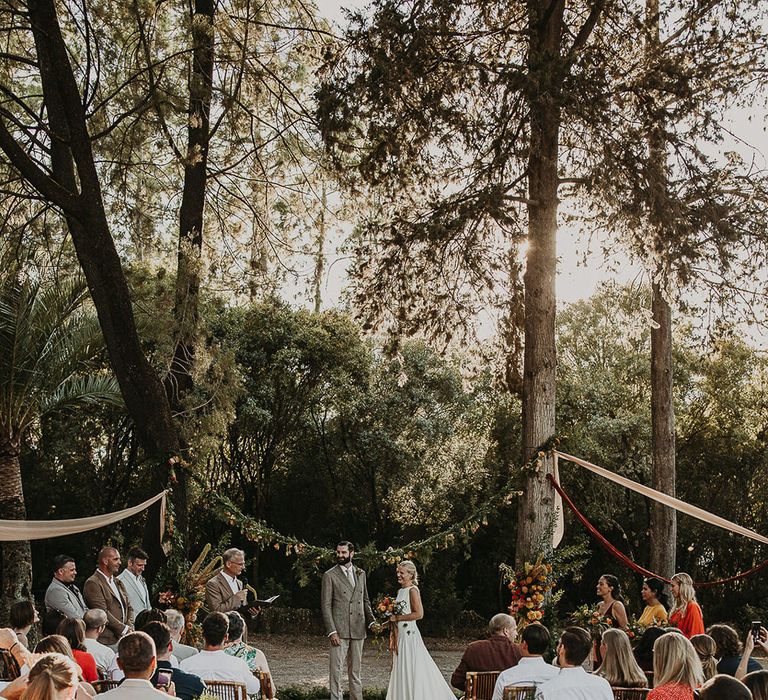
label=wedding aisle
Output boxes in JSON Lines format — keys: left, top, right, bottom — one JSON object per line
{"left": 257, "top": 633, "right": 468, "bottom": 690}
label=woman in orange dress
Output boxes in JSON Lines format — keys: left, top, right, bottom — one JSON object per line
{"left": 668, "top": 573, "right": 704, "bottom": 639}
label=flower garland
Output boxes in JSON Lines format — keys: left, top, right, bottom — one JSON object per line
{"left": 503, "top": 556, "right": 555, "bottom": 627}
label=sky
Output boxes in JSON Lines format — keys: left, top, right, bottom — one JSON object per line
{"left": 311, "top": 0, "right": 768, "bottom": 328}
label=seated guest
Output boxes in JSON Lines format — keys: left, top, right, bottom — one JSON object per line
{"left": 537, "top": 627, "right": 613, "bottom": 700}
{"left": 737, "top": 626, "right": 768, "bottom": 680}
{"left": 134, "top": 609, "right": 167, "bottom": 631}
{"left": 17, "top": 652, "right": 80, "bottom": 700}
{"left": 9, "top": 601, "right": 38, "bottom": 649}
{"left": 179, "top": 612, "right": 259, "bottom": 696}
{"left": 492, "top": 623, "right": 557, "bottom": 700}
{"left": 56, "top": 619, "right": 98, "bottom": 683}
{"left": 224, "top": 612, "right": 274, "bottom": 699}
{"left": 164, "top": 610, "right": 198, "bottom": 662}
{"left": 698, "top": 674, "right": 752, "bottom": 699}
{"left": 596, "top": 628, "right": 647, "bottom": 688}
{"left": 43, "top": 610, "right": 67, "bottom": 637}
{"left": 690, "top": 634, "right": 717, "bottom": 681}
{"left": 97, "top": 632, "right": 169, "bottom": 700}
{"left": 647, "top": 632, "right": 703, "bottom": 700}
{"left": 744, "top": 670, "right": 768, "bottom": 700}
{"left": 34, "top": 635, "right": 96, "bottom": 700}
{"left": 143, "top": 622, "right": 205, "bottom": 700}
{"left": 0, "top": 628, "right": 33, "bottom": 677}
{"left": 82, "top": 610, "right": 119, "bottom": 679}
{"left": 634, "top": 626, "right": 666, "bottom": 673}
{"left": 708, "top": 624, "right": 761, "bottom": 677}
{"left": 451, "top": 613, "right": 521, "bottom": 691}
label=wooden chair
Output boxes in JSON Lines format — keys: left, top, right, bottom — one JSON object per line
{"left": 503, "top": 685, "right": 537, "bottom": 700}
{"left": 644, "top": 671, "right": 654, "bottom": 686}
{"left": 254, "top": 670, "right": 273, "bottom": 700}
{"left": 0, "top": 650, "right": 20, "bottom": 681}
{"left": 91, "top": 680, "right": 120, "bottom": 693}
{"left": 612, "top": 688, "right": 650, "bottom": 700}
{"left": 204, "top": 680, "right": 248, "bottom": 700}
{"left": 465, "top": 671, "right": 501, "bottom": 700}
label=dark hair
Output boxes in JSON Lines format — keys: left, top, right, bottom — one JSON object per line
{"left": 707, "top": 624, "right": 741, "bottom": 658}
{"left": 700, "top": 674, "right": 752, "bottom": 700}
{"left": 127, "top": 547, "right": 148, "bottom": 561}
{"left": 600, "top": 574, "right": 625, "bottom": 602}
{"left": 135, "top": 608, "right": 167, "bottom": 630}
{"left": 52, "top": 555, "right": 75, "bottom": 573}
{"left": 521, "top": 623, "right": 550, "bottom": 655}
{"left": 118, "top": 631, "right": 156, "bottom": 675}
{"left": 142, "top": 622, "right": 171, "bottom": 655}
{"left": 202, "top": 611, "right": 229, "bottom": 646}
{"left": 35, "top": 635, "right": 73, "bottom": 659}
{"left": 42, "top": 609, "right": 67, "bottom": 637}
{"left": 634, "top": 626, "right": 666, "bottom": 668}
{"left": 643, "top": 577, "right": 670, "bottom": 609}
{"left": 10, "top": 600, "right": 36, "bottom": 629}
{"left": 227, "top": 612, "right": 245, "bottom": 641}
{"left": 744, "top": 670, "right": 768, "bottom": 700}
{"left": 336, "top": 541, "right": 355, "bottom": 552}
{"left": 559, "top": 626, "right": 593, "bottom": 666}
{"left": 57, "top": 617, "right": 87, "bottom": 652}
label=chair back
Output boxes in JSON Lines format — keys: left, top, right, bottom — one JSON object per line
{"left": 91, "top": 680, "right": 120, "bottom": 693}
{"left": 502, "top": 685, "right": 537, "bottom": 700}
{"left": 254, "top": 670, "right": 273, "bottom": 700}
{"left": 612, "top": 688, "right": 650, "bottom": 700}
{"left": 204, "top": 680, "right": 248, "bottom": 700}
{"left": 466, "top": 671, "right": 501, "bottom": 700}
{"left": 0, "top": 650, "right": 20, "bottom": 681}
{"left": 644, "top": 671, "right": 654, "bottom": 686}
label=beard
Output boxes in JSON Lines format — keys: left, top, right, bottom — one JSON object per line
{"left": 336, "top": 555, "right": 351, "bottom": 566}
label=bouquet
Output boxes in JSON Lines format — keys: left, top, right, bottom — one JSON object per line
{"left": 569, "top": 604, "right": 614, "bottom": 638}
{"left": 506, "top": 556, "right": 555, "bottom": 628}
{"left": 371, "top": 593, "right": 406, "bottom": 634}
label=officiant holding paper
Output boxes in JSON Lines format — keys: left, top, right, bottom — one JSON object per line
{"left": 205, "top": 548, "right": 261, "bottom": 640}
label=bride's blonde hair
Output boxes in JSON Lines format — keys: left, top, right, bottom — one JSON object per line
{"left": 398, "top": 560, "right": 419, "bottom": 586}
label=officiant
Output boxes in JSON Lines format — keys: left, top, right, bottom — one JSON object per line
{"left": 204, "top": 547, "right": 260, "bottom": 640}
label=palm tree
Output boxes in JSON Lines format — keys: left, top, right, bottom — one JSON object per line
{"left": 0, "top": 273, "right": 123, "bottom": 619}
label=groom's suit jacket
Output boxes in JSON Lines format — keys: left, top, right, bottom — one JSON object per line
{"left": 321, "top": 564, "right": 375, "bottom": 640}
{"left": 83, "top": 571, "right": 133, "bottom": 646}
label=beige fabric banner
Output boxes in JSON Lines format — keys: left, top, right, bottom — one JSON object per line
{"left": 0, "top": 491, "right": 167, "bottom": 541}
{"left": 555, "top": 450, "right": 768, "bottom": 546}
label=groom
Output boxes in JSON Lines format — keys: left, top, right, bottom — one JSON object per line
{"left": 321, "top": 540, "right": 375, "bottom": 700}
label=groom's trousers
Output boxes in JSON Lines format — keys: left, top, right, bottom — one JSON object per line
{"left": 329, "top": 637, "right": 364, "bottom": 700}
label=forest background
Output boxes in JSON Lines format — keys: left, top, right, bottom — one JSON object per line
{"left": 0, "top": 0, "right": 767, "bottom": 635}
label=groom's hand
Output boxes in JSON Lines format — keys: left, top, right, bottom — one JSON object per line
{"left": 329, "top": 633, "right": 341, "bottom": 646}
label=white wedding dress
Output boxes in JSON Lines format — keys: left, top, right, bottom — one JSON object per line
{"left": 386, "top": 586, "right": 456, "bottom": 700}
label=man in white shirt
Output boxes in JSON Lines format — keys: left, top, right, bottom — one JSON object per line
{"left": 536, "top": 627, "right": 613, "bottom": 700}
{"left": 493, "top": 623, "right": 558, "bottom": 700}
{"left": 83, "top": 608, "right": 121, "bottom": 678}
{"left": 97, "top": 631, "right": 170, "bottom": 700}
{"left": 118, "top": 548, "right": 152, "bottom": 618}
{"left": 179, "top": 612, "right": 260, "bottom": 696}
{"left": 165, "top": 609, "right": 198, "bottom": 661}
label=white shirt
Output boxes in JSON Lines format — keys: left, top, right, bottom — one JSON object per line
{"left": 180, "top": 649, "right": 260, "bottom": 695}
{"left": 341, "top": 563, "right": 355, "bottom": 586}
{"left": 97, "top": 677, "right": 169, "bottom": 700}
{"left": 221, "top": 571, "right": 241, "bottom": 596}
{"left": 536, "top": 666, "right": 613, "bottom": 700}
{"left": 84, "top": 637, "right": 120, "bottom": 678}
{"left": 492, "top": 657, "right": 560, "bottom": 700}
{"left": 118, "top": 569, "right": 151, "bottom": 615}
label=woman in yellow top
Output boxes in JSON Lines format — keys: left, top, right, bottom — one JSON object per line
{"left": 638, "top": 576, "right": 669, "bottom": 627}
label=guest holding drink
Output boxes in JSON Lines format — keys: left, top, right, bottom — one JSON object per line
{"left": 668, "top": 573, "right": 704, "bottom": 638}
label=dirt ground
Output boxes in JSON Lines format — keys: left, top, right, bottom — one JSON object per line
{"left": 257, "top": 633, "right": 470, "bottom": 690}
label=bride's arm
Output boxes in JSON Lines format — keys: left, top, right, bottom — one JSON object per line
{"left": 391, "top": 587, "right": 424, "bottom": 622}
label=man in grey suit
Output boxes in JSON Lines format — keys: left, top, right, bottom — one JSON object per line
{"left": 118, "top": 547, "right": 152, "bottom": 618}
{"left": 321, "top": 541, "right": 375, "bottom": 700}
{"left": 44, "top": 554, "right": 88, "bottom": 619}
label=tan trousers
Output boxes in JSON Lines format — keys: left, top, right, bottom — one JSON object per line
{"left": 329, "top": 637, "right": 364, "bottom": 700}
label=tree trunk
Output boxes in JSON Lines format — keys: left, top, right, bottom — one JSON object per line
{"left": 0, "top": 440, "right": 32, "bottom": 622}
{"left": 515, "top": 0, "right": 564, "bottom": 567}
{"left": 20, "top": 0, "right": 184, "bottom": 570}
{"left": 650, "top": 282, "right": 676, "bottom": 576}
{"left": 646, "top": 0, "right": 677, "bottom": 577}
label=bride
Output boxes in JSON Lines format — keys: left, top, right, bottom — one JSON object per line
{"left": 386, "top": 560, "right": 456, "bottom": 700}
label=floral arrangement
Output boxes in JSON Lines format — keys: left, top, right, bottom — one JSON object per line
{"left": 569, "top": 604, "right": 614, "bottom": 637}
{"left": 157, "top": 544, "right": 222, "bottom": 646}
{"left": 370, "top": 593, "right": 406, "bottom": 634}
{"left": 505, "top": 556, "right": 555, "bottom": 627}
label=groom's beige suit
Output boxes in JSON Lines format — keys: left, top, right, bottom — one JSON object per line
{"left": 321, "top": 563, "right": 375, "bottom": 700}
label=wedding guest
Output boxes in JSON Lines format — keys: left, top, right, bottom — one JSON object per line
{"left": 164, "top": 610, "right": 197, "bottom": 662}
{"left": 20, "top": 653, "right": 79, "bottom": 700}
{"left": 83, "top": 548, "right": 133, "bottom": 647}
{"left": 634, "top": 626, "right": 666, "bottom": 673}
{"left": 117, "top": 549, "right": 151, "bottom": 619}
{"left": 9, "top": 602, "right": 38, "bottom": 649}
{"left": 82, "top": 610, "right": 119, "bottom": 679}
{"left": 97, "top": 632, "right": 169, "bottom": 700}
{"left": 56, "top": 620, "right": 98, "bottom": 684}
{"left": 596, "top": 575, "right": 628, "bottom": 629}
{"left": 224, "top": 612, "right": 274, "bottom": 698}
{"left": 708, "top": 624, "right": 761, "bottom": 676}
{"left": 690, "top": 634, "right": 717, "bottom": 681}
{"left": 34, "top": 636, "right": 96, "bottom": 700}
{"left": 42, "top": 612, "right": 66, "bottom": 638}
{"left": 134, "top": 610, "right": 166, "bottom": 631}
{"left": 596, "top": 628, "right": 647, "bottom": 688}
{"left": 44, "top": 556, "right": 87, "bottom": 620}
{"left": 451, "top": 614, "right": 521, "bottom": 691}
{"left": 744, "top": 670, "right": 768, "bottom": 700}
{"left": 638, "top": 577, "right": 669, "bottom": 627}
{"left": 143, "top": 622, "right": 205, "bottom": 700}
{"left": 668, "top": 573, "right": 704, "bottom": 638}
{"left": 698, "top": 674, "right": 752, "bottom": 699}
{"left": 737, "top": 626, "right": 768, "bottom": 680}
{"left": 492, "top": 623, "right": 557, "bottom": 700}
{"left": 647, "top": 632, "right": 703, "bottom": 700}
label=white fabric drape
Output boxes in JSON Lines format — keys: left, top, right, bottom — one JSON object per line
{"left": 0, "top": 491, "right": 167, "bottom": 541}
{"left": 554, "top": 450, "right": 768, "bottom": 545}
